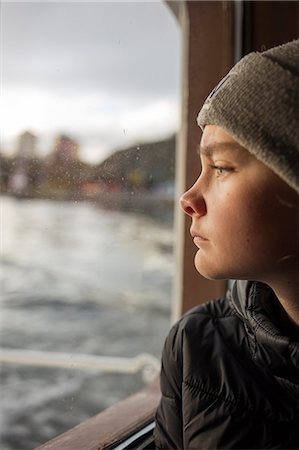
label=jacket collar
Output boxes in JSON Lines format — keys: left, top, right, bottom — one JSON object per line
{"left": 229, "top": 280, "right": 299, "bottom": 393}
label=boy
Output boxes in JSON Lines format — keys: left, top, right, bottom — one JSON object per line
{"left": 154, "top": 40, "right": 299, "bottom": 449}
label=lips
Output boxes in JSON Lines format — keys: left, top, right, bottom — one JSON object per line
{"left": 190, "top": 229, "right": 208, "bottom": 241}
{"left": 190, "top": 229, "right": 208, "bottom": 249}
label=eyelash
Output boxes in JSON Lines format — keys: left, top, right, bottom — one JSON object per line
{"left": 210, "top": 165, "right": 233, "bottom": 177}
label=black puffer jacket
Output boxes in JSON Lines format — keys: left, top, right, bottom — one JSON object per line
{"left": 154, "top": 281, "right": 298, "bottom": 449}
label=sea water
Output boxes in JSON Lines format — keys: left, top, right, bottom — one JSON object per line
{"left": 0, "top": 196, "right": 173, "bottom": 450}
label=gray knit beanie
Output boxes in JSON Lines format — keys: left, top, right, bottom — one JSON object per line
{"left": 197, "top": 39, "right": 299, "bottom": 194}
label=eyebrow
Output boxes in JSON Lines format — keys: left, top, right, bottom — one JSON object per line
{"left": 197, "top": 142, "right": 245, "bottom": 157}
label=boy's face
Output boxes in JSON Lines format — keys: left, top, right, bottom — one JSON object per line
{"left": 180, "top": 125, "right": 299, "bottom": 282}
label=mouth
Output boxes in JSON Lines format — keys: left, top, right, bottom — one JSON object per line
{"left": 190, "top": 229, "right": 208, "bottom": 246}
{"left": 190, "top": 229, "right": 207, "bottom": 240}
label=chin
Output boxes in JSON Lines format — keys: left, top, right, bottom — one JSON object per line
{"left": 194, "top": 261, "right": 227, "bottom": 281}
{"left": 194, "top": 257, "right": 245, "bottom": 281}
{"left": 194, "top": 252, "right": 262, "bottom": 281}
{"left": 194, "top": 252, "right": 221, "bottom": 279}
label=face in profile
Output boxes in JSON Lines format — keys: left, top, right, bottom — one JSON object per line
{"left": 180, "top": 125, "right": 299, "bottom": 284}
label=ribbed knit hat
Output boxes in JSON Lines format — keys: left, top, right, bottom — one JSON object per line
{"left": 197, "top": 39, "right": 299, "bottom": 194}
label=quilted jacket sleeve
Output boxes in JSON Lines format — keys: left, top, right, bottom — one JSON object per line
{"left": 154, "top": 322, "right": 184, "bottom": 449}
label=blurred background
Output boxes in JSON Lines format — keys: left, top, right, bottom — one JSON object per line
{"left": 0, "top": 2, "right": 181, "bottom": 449}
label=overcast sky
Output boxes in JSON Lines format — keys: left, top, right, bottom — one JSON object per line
{"left": 1, "top": 1, "right": 181, "bottom": 163}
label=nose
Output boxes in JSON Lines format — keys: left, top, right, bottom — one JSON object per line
{"left": 180, "top": 179, "right": 207, "bottom": 217}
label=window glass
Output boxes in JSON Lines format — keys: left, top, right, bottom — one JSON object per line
{"left": 0, "top": 2, "right": 181, "bottom": 449}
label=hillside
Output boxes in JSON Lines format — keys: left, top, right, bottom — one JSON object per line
{"left": 96, "top": 135, "right": 176, "bottom": 190}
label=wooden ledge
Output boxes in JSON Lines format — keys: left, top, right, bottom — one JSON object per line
{"left": 35, "top": 379, "right": 160, "bottom": 450}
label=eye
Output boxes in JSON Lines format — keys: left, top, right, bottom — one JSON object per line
{"left": 210, "top": 164, "right": 233, "bottom": 177}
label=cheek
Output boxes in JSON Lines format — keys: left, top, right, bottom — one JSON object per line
{"left": 211, "top": 192, "right": 254, "bottom": 244}
{"left": 222, "top": 189, "right": 297, "bottom": 264}
{"left": 210, "top": 191, "right": 275, "bottom": 261}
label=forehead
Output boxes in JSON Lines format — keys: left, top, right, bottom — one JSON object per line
{"left": 199, "top": 125, "right": 250, "bottom": 159}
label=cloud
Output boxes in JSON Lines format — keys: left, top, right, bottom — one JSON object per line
{"left": 119, "top": 99, "right": 179, "bottom": 141}
{"left": 1, "top": 1, "right": 181, "bottom": 162}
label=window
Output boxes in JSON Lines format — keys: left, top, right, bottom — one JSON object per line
{"left": 0, "top": 2, "right": 181, "bottom": 448}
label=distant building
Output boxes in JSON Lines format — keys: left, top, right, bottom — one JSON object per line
{"left": 44, "top": 134, "right": 81, "bottom": 196}
{"left": 16, "top": 131, "right": 37, "bottom": 160}
{"left": 6, "top": 130, "right": 38, "bottom": 196}
{"left": 51, "top": 134, "right": 79, "bottom": 164}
